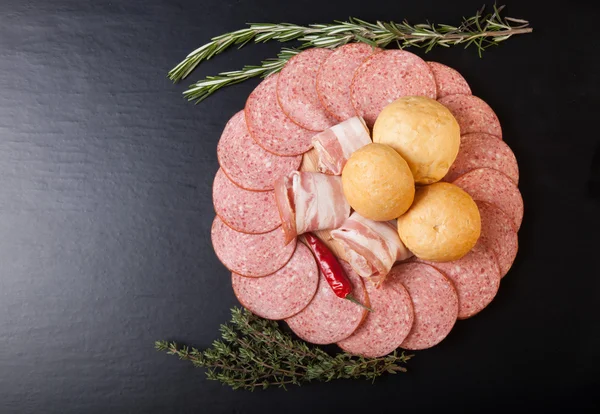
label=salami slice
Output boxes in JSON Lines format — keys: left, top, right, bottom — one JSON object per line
{"left": 438, "top": 94, "right": 502, "bottom": 139}
{"left": 217, "top": 111, "right": 302, "bottom": 191}
{"left": 316, "top": 43, "right": 379, "bottom": 122}
{"left": 420, "top": 240, "right": 501, "bottom": 319}
{"left": 350, "top": 50, "right": 436, "bottom": 127}
{"left": 211, "top": 216, "right": 296, "bottom": 277}
{"left": 232, "top": 243, "right": 319, "bottom": 320}
{"left": 427, "top": 61, "right": 471, "bottom": 99}
{"left": 213, "top": 169, "right": 280, "bottom": 234}
{"left": 337, "top": 280, "right": 414, "bottom": 357}
{"left": 476, "top": 200, "right": 518, "bottom": 278}
{"left": 277, "top": 48, "right": 336, "bottom": 131}
{"left": 444, "top": 132, "right": 519, "bottom": 184}
{"left": 453, "top": 168, "right": 524, "bottom": 230}
{"left": 245, "top": 74, "right": 316, "bottom": 156}
{"left": 387, "top": 262, "right": 458, "bottom": 350}
{"left": 285, "top": 261, "right": 368, "bottom": 344}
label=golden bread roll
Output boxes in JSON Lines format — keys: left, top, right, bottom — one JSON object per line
{"left": 397, "top": 182, "right": 480, "bottom": 261}
{"left": 372, "top": 96, "right": 460, "bottom": 185}
{"left": 342, "top": 143, "right": 415, "bottom": 221}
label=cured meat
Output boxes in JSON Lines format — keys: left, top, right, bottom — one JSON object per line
{"left": 276, "top": 48, "right": 336, "bottom": 131}
{"left": 476, "top": 200, "right": 518, "bottom": 278}
{"left": 232, "top": 243, "right": 319, "bottom": 320}
{"left": 211, "top": 216, "right": 296, "bottom": 277}
{"left": 444, "top": 132, "right": 519, "bottom": 184}
{"left": 311, "top": 116, "right": 372, "bottom": 175}
{"left": 453, "top": 168, "right": 524, "bottom": 230}
{"left": 217, "top": 111, "right": 301, "bottom": 191}
{"left": 245, "top": 74, "right": 316, "bottom": 156}
{"left": 427, "top": 61, "right": 471, "bottom": 98}
{"left": 274, "top": 171, "right": 350, "bottom": 244}
{"left": 438, "top": 94, "right": 502, "bottom": 139}
{"left": 387, "top": 262, "right": 458, "bottom": 350}
{"left": 350, "top": 50, "right": 436, "bottom": 127}
{"left": 420, "top": 240, "right": 501, "bottom": 319}
{"left": 285, "top": 261, "right": 368, "bottom": 344}
{"left": 337, "top": 280, "right": 414, "bottom": 357}
{"left": 316, "top": 43, "right": 379, "bottom": 121}
{"left": 331, "top": 212, "right": 412, "bottom": 286}
{"left": 212, "top": 169, "right": 280, "bottom": 234}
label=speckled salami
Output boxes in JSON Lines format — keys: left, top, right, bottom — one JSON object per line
{"left": 217, "top": 111, "right": 302, "bottom": 191}
{"left": 453, "top": 168, "right": 523, "bottom": 230}
{"left": 316, "top": 43, "right": 379, "bottom": 122}
{"left": 444, "top": 132, "right": 519, "bottom": 184}
{"left": 476, "top": 200, "right": 518, "bottom": 278}
{"left": 420, "top": 240, "right": 501, "bottom": 320}
{"left": 232, "top": 243, "right": 319, "bottom": 320}
{"left": 245, "top": 74, "right": 316, "bottom": 156}
{"left": 350, "top": 50, "right": 436, "bottom": 128}
{"left": 211, "top": 216, "right": 296, "bottom": 277}
{"left": 387, "top": 262, "right": 458, "bottom": 350}
{"left": 285, "top": 261, "right": 368, "bottom": 345}
{"left": 438, "top": 94, "right": 502, "bottom": 139}
{"left": 276, "top": 49, "right": 336, "bottom": 131}
{"left": 337, "top": 280, "right": 414, "bottom": 357}
{"left": 427, "top": 61, "right": 471, "bottom": 99}
{"left": 213, "top": 169, "right": 280, "bottom": 234}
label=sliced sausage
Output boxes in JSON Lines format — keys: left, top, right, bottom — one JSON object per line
{"left": 232, "top": 243, "right": 319, "bottom": 320}
{"left": 350, "top": 50, "right": 436, "bottom": 128}
{"left": 453, "top": 167, "right": 524, "bottom": 230}
{"left": 427, "top": 61, "right": 471, "bottom": 98}
{"left": 245, "top": 74, "right": 316, "bottom": 156}
{"left": 217, "top": 111, "right": 301, "bottom": 191}
{"left": 211, "top": 216, "right": 296, "bottom": 277}
{"left": 285, "top": 261, "right": 368, "bottom": 344}
{"left": 438, "top": 94, "right": 502, "bottom": 139}
{"left": 213, "top": 169, "right": 280, "bottom": 234}
{"left": 277, "top": 48, "right": 336, "bottom": 131}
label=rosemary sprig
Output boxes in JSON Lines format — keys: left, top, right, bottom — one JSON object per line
{"left": 156, "top": 307, "right": 412, "bottom": 390}
{"left": 174, "top": 4, "right": 532, "bottom": 102}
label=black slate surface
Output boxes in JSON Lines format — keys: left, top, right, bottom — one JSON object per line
{"left": 0, "top": 0, "right": 599, "bottom": 412}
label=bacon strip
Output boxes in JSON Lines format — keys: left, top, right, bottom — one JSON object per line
{"left": 311, "top": 116, "right": 372, "bottom": 175}
{"left": 274, "top": 171, "right": 350, "bottom": 244}
{"left": 331, "top": 212, "right": 412, "bottom": 286}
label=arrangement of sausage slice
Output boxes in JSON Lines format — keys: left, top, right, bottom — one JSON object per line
{"left": 208, "top": 46, "right": 524, "bottom": 356}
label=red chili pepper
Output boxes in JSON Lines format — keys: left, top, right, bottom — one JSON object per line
{"left": 304, "top": 233, "right": 373, "bottom": 312}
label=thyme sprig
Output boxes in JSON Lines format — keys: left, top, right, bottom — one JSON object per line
{"left": 156, "top": 307, "right": 412, "bottom": 390}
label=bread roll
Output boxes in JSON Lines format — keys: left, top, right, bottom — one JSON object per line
{"left": 373, "top": 96, "right": 460, "bottom": 185}
{"left": 342, "top": 143, "right": 415, "bottom": 221}
{"left": 397, "top": 182, "right": 480, "bottom": 261}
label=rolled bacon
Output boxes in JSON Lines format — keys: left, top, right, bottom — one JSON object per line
{"left": 331, "top": 212, "right": 412, "bottom": 286}
{"left": 274, "top": 171, "right": 351, "bottom": 244}
{"left": 311, "top": 116, "right": 372, "bottom": 175}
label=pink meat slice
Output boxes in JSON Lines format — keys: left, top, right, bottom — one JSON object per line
{"left": 438, "top": 94, "right": 502, "bottom": 139}
{"left": 217, "top": 110, "right": 301, "bottom": 191}
{"left": 387, "top": 262, "right": 458, "bottom": 350}
{"left": 420, "top": 240, "right": 501, "bottom": 319}
{"left": 337, "top": 280, "right": 414, "bottom": 357}
{"left": 212, "top": 169, "right": 281, "bottom": 234}
{"left": 245, "top": 74, "right": 316, "bottom": 156}
{"left": 444, "top": 132, "right": 519, "bottom": 184}
{"left": 277, "top": 48, "right": 337, "bottom": 131}
{"left": 453, "top": 167, "right": 524, "bottom": 230}
{"left": 476, "top": 200, "right": 519, "bottom": 278}
{"left": 232, "top": 243, "right": 319, "bottom": 320}
{"left": 350, "top": 50, "right": 436, "bottom": 128}
{"left": 285, "top": 261, "right": 368, "bottom": 344}
{"left": 427, "top": 61, "right": 472, "bottom": 98}
{"left": 211, "top": 216, "right": 296, "bottom": 277}
{"left": 316, "top": 43, "right": 379, "bottom": 122}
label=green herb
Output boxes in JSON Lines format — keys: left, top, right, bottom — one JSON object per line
{"left": 156, "top": 307, "right": 412, "bottom": 390}
{"left": 172, "top": 4, "right": 532, "bottom": 102}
